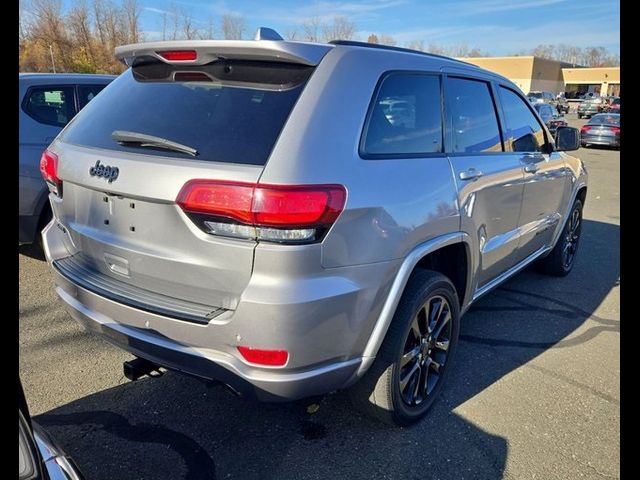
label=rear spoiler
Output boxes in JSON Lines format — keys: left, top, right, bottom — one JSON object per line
{"left": 115, "top": 37, "right": 333, "bottom": 67}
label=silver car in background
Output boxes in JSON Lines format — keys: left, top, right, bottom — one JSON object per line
{"left": 41, "top": 30, "right": 586, "bottom": 426}
{"left": 19, "top": 73, "right": 114, "bottom": 247}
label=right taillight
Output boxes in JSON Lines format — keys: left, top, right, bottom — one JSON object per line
{"left": 40, "top": 150, "right": 62, "bottom": 196}
{"left": 176, "top": 180, "right": 347, "bottom": 244}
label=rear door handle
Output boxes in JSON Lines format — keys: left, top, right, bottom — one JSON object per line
{"left": 459, "top": 168, "right": 484, "bottom": 181}
{"left": 524, "top": 163, "right": 539, "bottom": 173}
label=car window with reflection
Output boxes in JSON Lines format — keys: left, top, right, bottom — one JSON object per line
{"left": 362, "top": 73, "right": 442, "bottom": 156}
{"left": 445, "top": 77, "right": 502, "bottom": 153}
{"left": 498, "top": 87, "right": 546, "bottom": 152}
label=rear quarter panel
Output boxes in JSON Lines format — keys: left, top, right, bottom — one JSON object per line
{"left": 259, "top": 47, "right": 460, "bottom": 268}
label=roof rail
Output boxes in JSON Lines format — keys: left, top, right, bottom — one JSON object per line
{"left": 328, "top": 40, "right": 479, "bottom": 68}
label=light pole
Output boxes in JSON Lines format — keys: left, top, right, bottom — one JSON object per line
{"left": 49, "top": 44, "right": 56, "bottom": 73}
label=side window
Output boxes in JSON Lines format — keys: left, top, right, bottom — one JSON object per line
{"left": 23, "top": 86, "right": 75, "bottom": 127}
{"left": 362, "top": 73, "right": 442, "bottom": 156}
{"left": 445, "top": 77, "right": 502, "bottom": 153}
{"left": 498, "top": 87, "right": 547, "bottom": 152}
{"left": 78, "top": 84, "right": 108, "bottom": 110}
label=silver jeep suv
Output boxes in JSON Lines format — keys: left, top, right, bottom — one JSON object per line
{"left": 41, "top": 30, "right": 586, "bottom": 426}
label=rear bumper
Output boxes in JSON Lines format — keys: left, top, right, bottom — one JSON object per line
{"left": 43, "top": 219, "right": 397, "bottom": 401}
{"left": 581, "top": 135, "right": 620, "bottom": 147}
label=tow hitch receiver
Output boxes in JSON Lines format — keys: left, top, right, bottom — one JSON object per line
{"left": 123, "top": 357, "right": 164, "bottom": 381}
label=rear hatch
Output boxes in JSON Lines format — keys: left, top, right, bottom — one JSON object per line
{"left": 49, "top": 41, "right": 330, "bottom": 315}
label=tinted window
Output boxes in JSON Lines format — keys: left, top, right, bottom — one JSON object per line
{"left": 445, "top": 77, "right": 502, "bottom": 153}
{"left": 78, "top": 84, "right": 108, "bottom": 109}
{"left": 528, "top": 92, "right": 543, "bottom": 99}
{"left": 62, "top": 61, "right": 313, "bottom": 165}
{"left": 362, "top": 74, "right": 442, "bottom": 156}
{"left": 588, "top": 114, "right": 620, "bottom": 125}
{"left": 24, "top": 86, "right": 75, "bottom": 127}
{"left": 499, "top": 87, "right": 546, "bottom": 152}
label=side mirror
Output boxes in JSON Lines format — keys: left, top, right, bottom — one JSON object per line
{"left": 555, "top": 126, "right": 580, "bottom": 151}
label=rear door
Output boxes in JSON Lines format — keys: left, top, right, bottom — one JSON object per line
{"left": 445, "top": 75, "right": 524, "bottom": 289}
{"left": 496, "top": 85, "right": 570, "bottom": 262}
{"left": 51, "top": 59, "right": 315, "bottom": 311}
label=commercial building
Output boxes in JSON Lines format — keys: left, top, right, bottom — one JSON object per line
{"left": 457, "top": 55, "right": 620, "bottom": 98}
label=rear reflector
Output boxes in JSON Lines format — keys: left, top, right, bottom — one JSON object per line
{"left": 177, "top": 181, "right": 346, "bottom": 244}
{"left": 157, "top": 50, "right": 197, "bottom": 61}
{"left": 237, "top": 346, "right": 289, "bottom": 367}
{"left": 40, "top": 150, "right": 62, "bottom": 196}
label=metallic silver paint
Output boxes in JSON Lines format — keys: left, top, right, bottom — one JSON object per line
{"left": 42, "top": 39, "right": 588, "bottom": 400}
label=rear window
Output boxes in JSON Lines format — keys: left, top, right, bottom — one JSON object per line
{"left": 61, "top": 60, "right": 314, "bottom": 165}
{"left": 588, "top": 114, "right": 620, "bottom": 125}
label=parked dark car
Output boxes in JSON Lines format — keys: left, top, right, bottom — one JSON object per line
{"left": 19, "top": 73, "right": 115, "bottom": 247}
{"left": 19, "top": 380, "right": 84, "bottom": 480}
{"left": 533, "top": 103, "right": 568, "bottom": 135}
{"left": 580, "top": 113, "right": 620, "bottom": 148}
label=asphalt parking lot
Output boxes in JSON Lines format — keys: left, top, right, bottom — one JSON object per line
{"left": 19, "top": 114, "right": 619, "bottom": 480}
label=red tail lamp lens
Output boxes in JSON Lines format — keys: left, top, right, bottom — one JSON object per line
{"left": 237, "top": 346, "right": 289, "bottom": 367}
{"left": 176, "top": 181, "right": 347, "bottom": 234}
{"left": 580, "top": 126, "right": 592, "bottom": 133}
{"left": 40, "top": 150, "right": 61, "bottom": 195}
{"left": 157, "top": 50, "right": 197, "bottom": 61}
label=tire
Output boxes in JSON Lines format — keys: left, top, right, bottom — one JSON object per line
{"left": 536, "top": 199, "right": 583, "bottom": 277}
{"left": 349, "top": 270, "right": 460, "bottom": 426}
{"left": 577, "top": 114, "right": 582, "bottom": 119}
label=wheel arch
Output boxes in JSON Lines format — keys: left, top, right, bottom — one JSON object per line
{"left": 355, "top": 232, "right": 472, "bottom": 377}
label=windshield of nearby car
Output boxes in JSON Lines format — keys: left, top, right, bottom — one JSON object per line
{"left": 528, "top": 92, "right": 543, "bottom": 98}
{"left": 588, "top": 114, "right": 620, "bottom": 125}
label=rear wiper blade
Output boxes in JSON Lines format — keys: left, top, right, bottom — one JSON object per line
{"left": 112, "top": 130, "right": 199, "bottom": 157}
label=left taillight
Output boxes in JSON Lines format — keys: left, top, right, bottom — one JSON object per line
{"left": 176, "top": 180, "right": 347, "bottom": 244}
{"left": 40, "top": 150, "right": 62, "bottom": 196}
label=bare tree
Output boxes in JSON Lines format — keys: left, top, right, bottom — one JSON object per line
{"left": 322, "top": 16, "right": 356, "bottom": 42}
{"left": 221, "top": 13, "right": 245, "bottom": 40}
{"left": 67, "top": 0, "right": 96, "bottom": 68}
{"left": 180, "top": 8, "right": 198, "bottom": 40}
{"left": 284, "top": 28, "right": 299, "bottom": 41}
{"left": 377, "top": 34, "right": 396, "bottom": 46}
{"left": 121, "top": 0, "right": 140, "bottom": 43}
{"left": 302, "top": 17, "right": 322, "bottom": 42}
{"left": 407, "top": 40, "right": 425, "bottom": 51}
{"left": 427, "top": 43, "right": 445, "bottom": 55}
{"left": 367, "top": 34, "right": 379, "bottom": 44}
